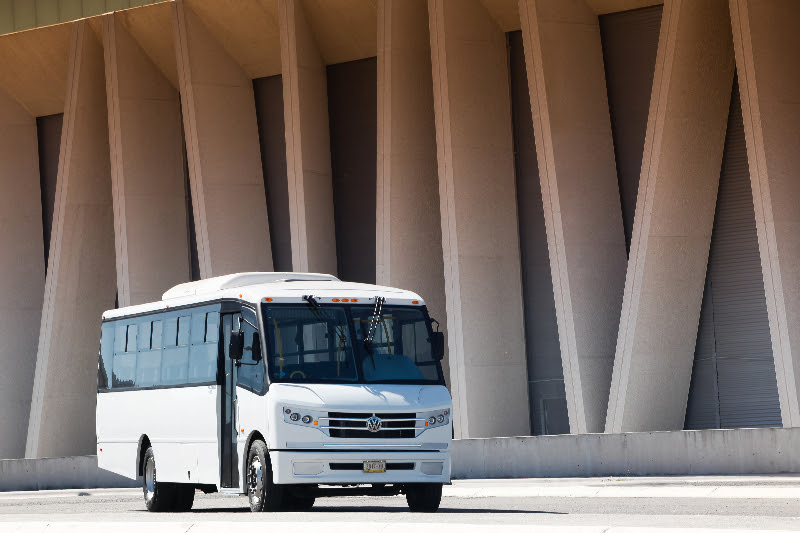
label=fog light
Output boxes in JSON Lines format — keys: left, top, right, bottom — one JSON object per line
{"left": 290, "top": 413, "right": 300, "bottom": 421}
{"left": 302, "top": 415, "right": 312, "bottom": 424}
{"left": 437, "top": 415, "right": 445, "bottom": 423}
{"left": 428, "top": 416, "right": 436, "bottom": 424}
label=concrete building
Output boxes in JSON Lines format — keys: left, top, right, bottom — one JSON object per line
{"left": 0, "top": 0, "right": 798, "bottom": 465}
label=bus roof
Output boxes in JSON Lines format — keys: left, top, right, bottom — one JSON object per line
{"left": 102, "top": 272, "right": 425, "bottom": 320}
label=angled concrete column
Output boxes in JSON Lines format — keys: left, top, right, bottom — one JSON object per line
{"left": 606, "top": 0, "right": 735, "bottom": 433}
{"left": 428, "top": 0, "right": 530, "bottom": 438}
{"left": 279, "top": 0, "right": 337, "bottom": 275}
{"left": 173, "top": 0, "right": 272, "bottom": 278}
{"left": 103, "top": 14, "right": 190, "bottom": 306}
{"left": 376, "top": 0, "right": 448, "bottom": 382}
{"left": 0, "top": 88, "right": 46, "bottom": 459}
{"left": 518, "top": 0, "right": 628, "bottom": 434}
{"left": 730, "top": 0, "right": 800, "bottom": 427}
{"left": 26, "top": 21, "right": 116, "bottom": 458}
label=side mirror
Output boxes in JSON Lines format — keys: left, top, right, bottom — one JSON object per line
{"left": 229, "top": 330, "right": 244, "bottom": 360}
{"left": 430, "top": 331, "right": 445, "bottom": 361}
{"left": 251, "top": 333, "right": 262, "bottom": 363}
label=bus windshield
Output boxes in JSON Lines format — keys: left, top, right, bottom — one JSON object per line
{"left": 262, "top": 304, "right": 443, "bottom": 385}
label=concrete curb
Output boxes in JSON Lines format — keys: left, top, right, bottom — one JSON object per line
{"left": 452, "top": 427, "right": 800, "bottom": 478}
{"left": 0, "top": 456, "right": 138, "bottom": 492}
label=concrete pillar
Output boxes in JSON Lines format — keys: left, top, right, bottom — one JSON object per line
{"left": 428, "top": 0, "right": 530, "bottom": 438}
{"left": 173, "top": 0, "right": 272, "bottom": 278}
{"left": 26, "top": 21, "right": 117, "bottom": 458}
{"left": 0, "top": 88, "right": 46, "bottom": 459}
{"left": 279, "top": 0, "right": 337, "bottom": 275}
{"left": 103, "top": 14, "right": 190, "bottom": 306}
{"left": 730, "top": 0, "right": 800, "bottom": 427}
{"left": 376, "top": 0, "right": 448, "bottom": 382}
{"left": 605, "top": 0, "right": 735, "bottom": 433}
{"left": 518, "top": 0, "right": 628, "bottom": 434}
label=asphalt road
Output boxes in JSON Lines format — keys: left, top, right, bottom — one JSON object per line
{"left": 3, "top": 477, "right": 800, "bottom": 531}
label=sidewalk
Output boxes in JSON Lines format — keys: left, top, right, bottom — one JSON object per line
{"left": 2, "top": 474, "right": 800, "bottom": 501}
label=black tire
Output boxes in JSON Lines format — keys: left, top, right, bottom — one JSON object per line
{"left": 405, "top": 483, "right": 443, "bottom": 513}
{"left": 246, "top": 440, "right": 285, "bottom": 512}
{"left": 170, "top": 484, "right": 195, "bottom": 512}
{"left": 285, "top": 494, "right": 315, "bottom": 511}
{"left": 142, "top": 447, "right": 173, "bottom": 512}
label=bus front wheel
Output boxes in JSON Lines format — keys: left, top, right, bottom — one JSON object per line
{"left": 246, "top": 440, "right": 284, "bottom": 512}
{"left": 405, "top": 483, "right": 443, "bottom": 513}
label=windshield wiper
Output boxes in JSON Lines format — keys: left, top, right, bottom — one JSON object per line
{"left": 363, "top": 296, "right": 385, "bottom": 368}
{"left": 302, "top": 294, "right": 349, "bottom": 347}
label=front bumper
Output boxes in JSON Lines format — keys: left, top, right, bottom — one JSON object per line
{"left": 269, "top": 449, "right": 451, "bottom": 485}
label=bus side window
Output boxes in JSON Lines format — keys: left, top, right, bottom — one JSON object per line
{"left": 238, "top": 309, "right": 264, "bottom": 393}
{"left": 188, "top": 311, "right": 218, "bottom": 383}
{"left": 98, "top": 323, "right": 114, "bottom": 390}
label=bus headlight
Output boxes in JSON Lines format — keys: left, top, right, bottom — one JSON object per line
{"left": 437, "top": 415, "right": 445, "bottom": 423}
{"left": 301, "top": 415, "right": 312, "bottom": 424}
{"left": 290, "top": 413, "right": 300, "bottom": 422}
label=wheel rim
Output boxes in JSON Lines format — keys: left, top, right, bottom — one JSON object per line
{"left": 144, "top": 457, "right": 156, "bottom": 503}
{"left": 248, "top": 456, "right": 264, "bottom": 505}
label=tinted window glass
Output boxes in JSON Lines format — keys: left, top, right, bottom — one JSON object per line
{"left": 112, "top": 353, "right": 136, "bottom": 388}
{"left": 138, "top": 321, "right": 152, "bottom": 351}
{"left": 351, "top": 306, "right": 443, "bottom": 384}
{"left": 264, "top": 306, "right": 357, "bottom": 382}
{"left": 162, "top": 346, "right": 189, "bottom": 385}
{"left": 98, "top": 323, "right": 114, "bottom": 390}
{"left": 126, "top": 324, "right": 138, "bottom": 353}
{"left": 151, "top": 320, "right": 163, "bottom": 349}
{"left": 238, "top": 310, "right": 265, "bottom": 392}
{"left": 206, "top": 312, "right": 220, "bottom": 343}
{"left": 191, "top": 312, "right": 206, "bottom": 345}
{"left": 164, "top": 317, "right": 178, "bottom": 347}
{"left": 137, "top": 350, "right": 162, "bottom": 387}
{"left": 178, "top": 315, "right": 190, "bottom": 346}
{"left": 114, "top": 324, "right": 126, "bottom": 354}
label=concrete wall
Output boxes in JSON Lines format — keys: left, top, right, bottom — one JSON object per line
{"left": 452, "top": 427, "right": 800, "bottom": 478}
{"left": 103, "top": 13, "right": 190, "bottom": 306}
{"left": 428, "top": 0, "right": 530, "bottom": 438}
{"left": 606, "top": 0, "right": 736, "bottom": 433}
{"left": 519, "top": 0, "right": 628, "bottom": 435}
{"left": 327, "top": 57, "right": 377, "bottom": 284}
{"left": 279, "top": 0, "right": 338, "bottom": 275}
{"left": 376, "top": 0, "right": 448, "bottom": 386}
{"left": 26, "top": 21, "right": 117, "bottom": 459}
{"left": 173, "top": 0, "right": 273, "bottom": 278}
{"left": 730, "top": 0, "right": 800, "bottom": 428}
{"left": 0, "top": 88, "right": 46, "bottom": 459}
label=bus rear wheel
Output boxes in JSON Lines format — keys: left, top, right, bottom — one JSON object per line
{"left": 143, "top": 447, "right": 172, "bottom": 512}
{"left": 170, "top": 484, "right": 195, "bottom": 512}
{"left": 247, "top": 440, "right": 285, "bottom": 512}
{"left": 405, "top": 483, "right": 443, "bottom": 513}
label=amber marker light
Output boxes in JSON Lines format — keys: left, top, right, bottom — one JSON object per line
{"left": 352, "top": 298, "right": 358, "bottom": 302}
{"left": 264, "top": 297, "right": 273, "bottom": 302}
{"left": 412, "top": 300, "right": 419, "bottom": 305}
{"left": 313, "top": 420, "right": 318, "bottom": 425}
{"left": 342, "top": 298, "right": 350, "bottom": 302}
{"left": 332, "top": 298, "right": 340, "bottom": 302}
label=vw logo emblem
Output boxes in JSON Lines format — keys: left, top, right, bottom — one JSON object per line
{"left": 366, "top": 415, "right": 382, "bottom": 433}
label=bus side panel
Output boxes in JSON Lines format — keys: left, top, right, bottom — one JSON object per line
{"left": 96, "top": 392, "right": 138, "bottom": 479}
{"left": 236, "top": 387, "right": 270, "bottom": 489}
{"left": 96, "top": 387, "right": 220, "bottom": 485}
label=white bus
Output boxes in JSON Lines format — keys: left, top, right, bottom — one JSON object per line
{"left": 96, "top": 272, "right": 451, "bottom": 513}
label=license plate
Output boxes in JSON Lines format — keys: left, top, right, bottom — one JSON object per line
{"left": 363, "top": 460, "right": 386, "bottom": 473}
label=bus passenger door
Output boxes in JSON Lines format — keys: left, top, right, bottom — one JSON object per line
{"left": 220, "top": 313, "right": 240, "bottom": 489}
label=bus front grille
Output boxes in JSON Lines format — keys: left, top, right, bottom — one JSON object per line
{"left": 323, "top": 412, "right": 421, "bottom": 438}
